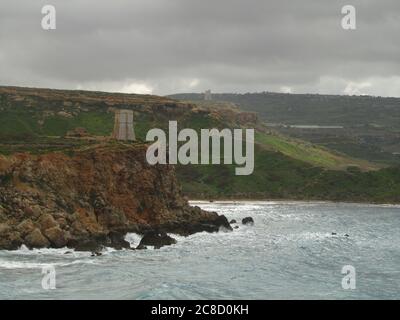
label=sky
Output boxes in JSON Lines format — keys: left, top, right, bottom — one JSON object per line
{"left": 1, "top": 0, "right": 399, "bottom": 97}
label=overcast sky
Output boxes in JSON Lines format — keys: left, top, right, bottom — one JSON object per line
{"left": 1, "top": 0, "right": 399, "bottom": 96}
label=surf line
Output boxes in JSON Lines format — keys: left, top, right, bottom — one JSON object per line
{"left": 145, "top": 121, "right": 254, "bottom": 176}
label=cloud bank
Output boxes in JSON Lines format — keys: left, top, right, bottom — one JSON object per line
{"left": 1, "top": 0, "right": 399, "bottom": 96}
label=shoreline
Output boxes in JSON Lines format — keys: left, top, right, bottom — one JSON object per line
{"left": 189, "top": 199, "right": 400, "bottom": 207}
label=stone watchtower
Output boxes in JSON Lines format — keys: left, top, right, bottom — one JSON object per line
{"left": 112, "top": 109, "right": 136, "bottom": 141}
{"left": 204, "top": 90, "right": 212, "bottom": 101}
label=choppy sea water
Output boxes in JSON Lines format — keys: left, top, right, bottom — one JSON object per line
{"left": 0, "top": 201, "right": 399, "bottom": 300}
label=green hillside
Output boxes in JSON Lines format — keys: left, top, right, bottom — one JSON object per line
{"left": 169, "top": 93, "right": 400, "bottom": 166}
{"left": 177, "top": 146, "right": 400, "bottom": 203}
{"left": 169, "top": 92, "right": 400, "bottom": 127}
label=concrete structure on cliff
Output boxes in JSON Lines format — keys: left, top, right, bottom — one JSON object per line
{"left": 204, "top": 90, "right": 212, "bottom": 101}
{"left": 112, "top": 109, "right": 136, "bottom": 141}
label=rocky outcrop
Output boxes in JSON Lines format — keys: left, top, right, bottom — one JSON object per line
{"left": 137, "top": 231, "right": 177, "bottom": 249}
{"left": 242, "top": 217, "right": 254, "bottom": 225}
{"left": 0, "top": 143, "right": 231, "bottom": 251}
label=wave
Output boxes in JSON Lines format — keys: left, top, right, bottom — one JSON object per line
{"left": 0, "top": 258, "right": 96, "bottom": 270}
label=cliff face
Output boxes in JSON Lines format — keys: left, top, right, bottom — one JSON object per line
{"left": 0, "top": 143, "right": 230, "bottom": 250}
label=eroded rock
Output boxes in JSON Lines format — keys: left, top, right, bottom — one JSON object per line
{"left": 43, "top": 227, "right": 68, "bottom": 248}
{"left": 0, "top": 145, "right": 232, "bottom": 251}
{"left": 38, "top": 214, "right": 58, "bottom": 231}
{"left": 25, "top": 228, "right": 50, "bottom": 248}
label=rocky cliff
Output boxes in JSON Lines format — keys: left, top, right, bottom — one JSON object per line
{"left": 0, "top": 143, "right": 231, "bottom": 251}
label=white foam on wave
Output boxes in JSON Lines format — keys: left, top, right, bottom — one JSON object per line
{"left": 5, "top": 245, "right": 87, "bottom": 256}
{"left": 125, "top": 233, "right": 143, "bottom": 248}
{"left": 190, "top": 200, "right": 333, "bottom": 206}
{"left": 0, "top": 244, "right": 127, "bottom": 270}
{"left": 268, "top": 231, "right": 348, "bottom": 245}
{"left": 3, "top": 244, "right": 130, "bottom": 256}
{"left": 0, "top": 258, "right": 96, "bottom": 270}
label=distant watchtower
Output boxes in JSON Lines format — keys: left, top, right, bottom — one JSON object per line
{"left": 112, "top": 109, "right": 136, "bottom": 141}
{"left": 204, "top": 90, "right": 212, "bottom": 101}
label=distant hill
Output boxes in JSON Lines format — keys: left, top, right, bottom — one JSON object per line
{"left": 169, "top": 92, "right": 400, "bottom": 165}
{"left": 169, "top": 92, "right": 400, "bottom": 127}
{"left": 1, "top": 85, "right": 400, "bottom": 203}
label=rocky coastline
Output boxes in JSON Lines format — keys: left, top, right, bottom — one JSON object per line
{"left": 0, "top": 143, "right": 231, "bottom": 251}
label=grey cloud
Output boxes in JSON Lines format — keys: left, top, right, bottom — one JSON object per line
{"left": 0, "top": 0, "right": 399, "bottom": 96}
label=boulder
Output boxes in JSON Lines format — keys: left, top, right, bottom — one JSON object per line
{"left": 137, "top": 231, "right": 177, "bottom": 249}
{"left": 38, "top": 214, "right": 58, "bottom": 231}
{"left": 25, "top": 228, "right": 50, "bottom": 248}
{"left": 43, "top": 227, "right": 68, "bottom": 248}
{"left": 242, "top": 217, "right": 254, "bottom": 225}
{"left": 16, "top": 219, "right": 36, "bottom": 237}
{"left": 23, "top": 207, "right": 36, "bottom": 218}
{"left": 0, "top": 223, "right": 11, "bottom": 234}
{"left": 0, "top": 230, "right": 23, "bottom": 250}
{"left": 107, "top": 231, "right": 130, "bottom": 250}
{"left": 229, "top": 219, "right": 237, "bottom": 224}
{"left": 30, "top": 206, "right": 43, "bottom": 219}
{"left": 214, "top": 215, "right": 233, "bottom": 231}
{"left": 70, "top": 239, "right": 103, "bottom": 252}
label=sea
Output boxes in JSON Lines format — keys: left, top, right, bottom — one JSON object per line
{"left": 0, "top": 201, "right": 399, "bottom": 300}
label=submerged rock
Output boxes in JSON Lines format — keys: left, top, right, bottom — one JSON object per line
{"left": 91, "top": 251, "right": 102, "bottom": 257}
{"left": 215, "top": 215, "right": 233, "bottom": 231}
{"left": 107, "top": 231, "right": 131, "bottom": 250}
{"left": 71, "top": 239, "right": 103, "bottom": 252}
{"left": 137, "top": 231, "right": 177, "bottom": 249}
{"left": 242, "top": 217, "right": 254, "bottom": 225}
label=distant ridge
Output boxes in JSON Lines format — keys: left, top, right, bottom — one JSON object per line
{"left": 168, "top": 92, "right": 400, "bottom": 127}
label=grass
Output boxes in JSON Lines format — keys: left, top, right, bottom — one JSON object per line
{"left": 255, "top": 131, "right": 381, "bottom": 171}
{"left": 177, "top": 145, "right": 400, "bottom": 203}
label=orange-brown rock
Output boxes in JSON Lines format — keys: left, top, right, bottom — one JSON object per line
{"left": 0, "top": 143, "right": 231, "bottom": 250}
{"left": 24, "top": 228, "right": 50, "bottom": 248}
